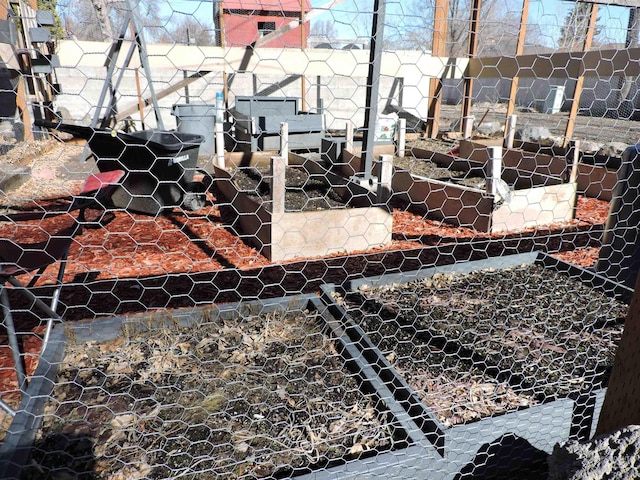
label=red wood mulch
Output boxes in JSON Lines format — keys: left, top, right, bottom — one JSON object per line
{"left": 0, "top": 189, "right": 611, "bottom": 411}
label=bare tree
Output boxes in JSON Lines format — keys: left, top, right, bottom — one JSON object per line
{"left": 311, "top": 19, "right": 338, "bottom": 42}
{"left": 558, "top": 2, "right": 600, "bottom": 51}
{"left": 387, "top": 0, "right": 520, "bottom": 56}
{"left": 58, "top": 0, "right": 166, "bottom": 42}
{"left": 156, "top": 17, "right": 214, "bottom": 46}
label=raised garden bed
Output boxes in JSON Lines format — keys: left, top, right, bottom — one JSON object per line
{"left": 0, "top": 295, "right": 416, "bottom": 479}
{"left": 341, "top": 144, "right": 577, "bottom": 233}
{"left": 464, "top": 139, "right": 620, "bottom": 202}
{"left": 214, "top": 158, "right": 393, "bottom": 262}
{"left": 321, "top": 252, "right": 632, "bottom": 474}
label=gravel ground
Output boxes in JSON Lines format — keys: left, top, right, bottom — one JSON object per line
{"left": 548, "top": 425, "right": 640, "bottom": 479}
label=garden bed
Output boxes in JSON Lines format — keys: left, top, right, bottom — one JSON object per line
{"left": 214, "top": 158, "right": 392, "bottom": 262}
{"left": 340, "top": 143, "right": 577, "bottom": 233}
{"left": 464, "top": 139, "right": 620, "bottom": 201}
{"left": 321, "top": 252, "right": 631, "bottom": 460}
{"left": 3, "top": 296, "right": 409, "bottom": 479}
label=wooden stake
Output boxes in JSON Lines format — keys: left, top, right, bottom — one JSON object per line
{"left": 271, "top": 156, "right": 286, "bottom": 214}
{"left": 569, "top": 140, "right": 580, "bottom": 184}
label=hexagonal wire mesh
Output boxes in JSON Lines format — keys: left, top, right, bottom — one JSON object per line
{"left": 1, "top": 0, "right": 640, "bottom": 477}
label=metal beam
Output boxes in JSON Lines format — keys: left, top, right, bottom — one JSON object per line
{"left": 360, "top": 0, "right": 386, "bottom": 180}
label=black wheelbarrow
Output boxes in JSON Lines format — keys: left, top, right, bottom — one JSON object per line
{"left": 35, "top": 120, "right": 211, "bottom": 215}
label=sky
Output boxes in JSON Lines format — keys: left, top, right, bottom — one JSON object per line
{"left": 158, "top": 0, "right": 635, "bottom": 48}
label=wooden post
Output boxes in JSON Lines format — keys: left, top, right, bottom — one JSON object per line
{"left": 271, "top": 156, "right": 286, "bottom": 215}
{"left": 377, "top": 154, "right": 393, "bottom": 204}
{"left": 397, "top": 118, "right": 406, "bottom": 158}
{"left": 300, "top": 0, "right": 307, "bottom": 112}
{"left": 506, "top": 0, "right": 530, "bottom": 120}
{"left": 461, "top": 0, "right": 482, "bottom": 123}
{"left": 280, "top": 121, "right": 289, "bottom": 164}
{"left": 218, "top": 3, "right": 230, "bottom": 119}
{"left": 427, "top": 0, "right": 449, "bottom": 138}
{"left": 563, "top": 3, "right": 598, "bottom": 146}
{"left": 596, "top": 268, "right": 640, "bottom": 436}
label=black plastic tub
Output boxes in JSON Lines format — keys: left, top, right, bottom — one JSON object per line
{"left": 35, "top": 120, "right": 205, "bottom": 214}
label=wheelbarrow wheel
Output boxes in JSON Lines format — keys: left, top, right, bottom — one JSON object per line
{"left": 181, "top": 181, "right": 207, "bottom": 211}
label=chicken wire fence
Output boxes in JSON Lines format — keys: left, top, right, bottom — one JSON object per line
{"left": 1, "top": 0, "right": 640, "bottom": 478}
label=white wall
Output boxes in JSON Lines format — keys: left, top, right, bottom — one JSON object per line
{"left": 53, "top": 41, "right": 456, "bottom": 131}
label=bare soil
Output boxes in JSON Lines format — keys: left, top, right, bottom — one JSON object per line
{"left": 337, "top": 263, "right": 628, "bottom": 425}
{"left": 229, "top": 165, "right": 349, "bottom": 212}
{"left": 27, "top": 305, "right": 397, "bottom": 479}
{"left": 393, "top": 156, "right": 485, "bottom": 189}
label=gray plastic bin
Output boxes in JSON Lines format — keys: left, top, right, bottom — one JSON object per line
{"left": 172, "top": 103, "right": 217, "bottom": 156}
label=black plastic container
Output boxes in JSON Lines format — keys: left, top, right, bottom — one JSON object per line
{"left": 35, "top": 121, "right": 205, "bottom": 214}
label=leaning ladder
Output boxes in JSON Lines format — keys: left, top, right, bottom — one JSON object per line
{"left": 92, "top": 0, "right": 164, "bottom": 130}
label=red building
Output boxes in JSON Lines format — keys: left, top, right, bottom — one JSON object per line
{"left": 218, "top": 0, "right": 311, "bottom": 48}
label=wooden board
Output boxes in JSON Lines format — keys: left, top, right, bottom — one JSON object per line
{"left": 596, "top": 272, "right": 640, "bottom": 436}
{"left": 467, "top": 46, "right": 640, "bottom": 80}
{"left": 491, "top": 182, "right": 577, "bottom": 233}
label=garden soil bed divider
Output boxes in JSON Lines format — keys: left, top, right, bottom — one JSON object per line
{"left": 319, "top": 251, "right": 632, "bottom": 479}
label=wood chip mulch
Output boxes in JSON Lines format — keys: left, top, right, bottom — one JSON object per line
{"left": 0, "top": 185, "right": 611, "bottom": 415}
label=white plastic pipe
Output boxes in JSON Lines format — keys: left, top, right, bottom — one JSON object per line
{"left": 377, "top": 154, "right": 393, "bottom": 204}
{"left": 505, "top": 114, "right": 517, "bottom": 150}
{"left": 215, "top": 122, "right": 225, "bottom": 169}
{"left": 487, "top": 146, "right": 502, "bottom": 197}
{"left": 280, "top": 122, "right": 289, "bottom": 165}
{"left": 397, "top": 118, "right": 406, "bottom": 158}
{"left": 463, "top": 115, "right": 475, "bottom": 139}
{"left": 346, "top": 121, "right": 354, "bottom": 152}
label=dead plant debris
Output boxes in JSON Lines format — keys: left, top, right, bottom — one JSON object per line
{"left": 337, "top": 263, "right": 628, "bottom": 426}
{"left": 26, "top": 305, "right": 397, "bottom": 479}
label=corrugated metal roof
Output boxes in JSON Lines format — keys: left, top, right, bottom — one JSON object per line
{"left": 222, "top": 0, "right": 311, "bottom": 11}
